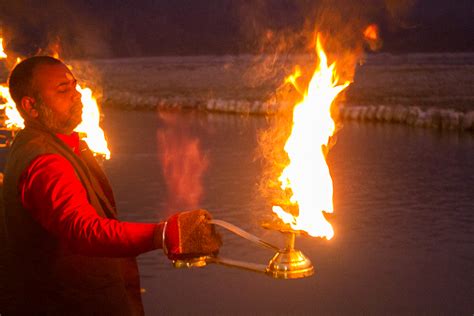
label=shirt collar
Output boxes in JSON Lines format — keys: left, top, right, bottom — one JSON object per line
{"left": 56, "top": 132, "right": 81, "bottom": 155}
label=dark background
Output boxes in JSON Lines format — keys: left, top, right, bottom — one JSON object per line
{"left": 0, "top": 0, "right": 472, "bottom": 58}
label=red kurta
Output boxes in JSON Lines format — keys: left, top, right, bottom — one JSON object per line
{"left": 18, "top": 132, "right": 162, "bottom": 257}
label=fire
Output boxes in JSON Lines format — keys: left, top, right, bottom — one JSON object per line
{"left": 271, "top": 35, "right": 350, "bottom": 239}
{"left": 0, "top": 38, "right": 7, "bottom": 59}
{"left": 0, "top": 37, "right": 25, "bottom": 129}
{"left": 74, "top": 85, "right": 111, "bottom": 159}
{"left": 0, "top": 84, "right": 24, "bottom": 129}
{"left": 363, "top": 24, "right": 382, "bottom": 51}
{"left": 363, "top": 24, "right": 379, "bottom": 41}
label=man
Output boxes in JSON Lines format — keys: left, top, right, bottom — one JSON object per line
{"left": 0, "top": 56, "right": 221, "bottom": 315}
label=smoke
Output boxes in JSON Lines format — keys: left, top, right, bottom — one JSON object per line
{"left": 2, "top": 0, "right": 468, "bottom": 58}
{"left": 384, "top": 0, "right": 418, "bottom": 30}
{"left": 236, "top": 0, "right": 421, "bottom": 110}
{"left": 237, "top": 0, "right": 420, "bottom": 83}
{"left": 0, "top": 0, "right": 111, "bottom": 59}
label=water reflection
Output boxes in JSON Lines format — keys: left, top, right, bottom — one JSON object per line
{"left": 156, "top": 111, "right": 208, "bottom": 214}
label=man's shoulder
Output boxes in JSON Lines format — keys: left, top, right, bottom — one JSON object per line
{"left": 4, "top": 128, "right": 60, "bottom": 179}
{"left": 9, "top": 128, "right": 57, "bottom": 157}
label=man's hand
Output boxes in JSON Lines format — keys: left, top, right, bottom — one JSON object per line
{"left": 163, "top": 209, "right": 222, "bottom": 260}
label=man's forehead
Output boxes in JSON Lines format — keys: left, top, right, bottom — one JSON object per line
{"left": 33, "top": 63, "right": 76, "bottom": 86}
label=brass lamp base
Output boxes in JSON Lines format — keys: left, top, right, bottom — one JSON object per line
{"left": 265, "top": 231, "right": 314, "bottom": 279}
{"left": 266, "top": 248, "right": 314, "bottom": 279}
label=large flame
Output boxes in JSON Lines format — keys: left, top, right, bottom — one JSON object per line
{"left": 272, "top": 35, "right": 350, "bottom": 239}
{"left": 0, "top": 36, "right": 110, "bottom": 159}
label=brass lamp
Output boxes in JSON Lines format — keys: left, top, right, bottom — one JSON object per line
{"left": 172, "top": 219, "right": 314, "bottom": 279}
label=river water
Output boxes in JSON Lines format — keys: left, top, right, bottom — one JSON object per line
{"left": 102, "top": 108, "right": 473, "bottom": 315}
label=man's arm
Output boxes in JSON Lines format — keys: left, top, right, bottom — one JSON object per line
{"left": 19, "top": 154, "right": 163, "bottom": 257}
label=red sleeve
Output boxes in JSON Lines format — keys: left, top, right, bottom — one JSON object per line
{"left": 19, "top": 153, "right": 164, "bottom": 257}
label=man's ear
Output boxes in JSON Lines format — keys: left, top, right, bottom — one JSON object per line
{"left": 20, "top": 96, "right": 39, "bottom": 119}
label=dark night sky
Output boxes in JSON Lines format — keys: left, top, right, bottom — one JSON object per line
{"left": 0, "top": 0, "right": 472, "bottom": 58}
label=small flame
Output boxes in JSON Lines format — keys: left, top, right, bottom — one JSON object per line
{"left": 363, "top": 24, "right": 382, "bottom": 51}
{"left": 272, "top": 35, "right": 350, "bottom": 239}
{"left": 74, "top": 85, "right": 111, "bottom": 159}
{"left": 285, "top": 66, "right": 304, "bottom": 95}
{"left": 0, "top": 84, "right": 24, "bottom": 129}
{"left": 0, "top": 38, "right": 7, "bottom": 59}
{"left": 363, "top": 24, "right": 379, "bottom": 41}
{"left": 0, "top": 39, "right": 24, "bottom": 129}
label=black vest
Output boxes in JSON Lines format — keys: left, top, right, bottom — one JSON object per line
{"left": 1, "top": 123, "right": 144, "bottom": 315}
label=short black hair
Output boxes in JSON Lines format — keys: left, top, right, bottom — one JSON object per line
{"left": 8, "top": 56, "right": 63, "bottom": 106}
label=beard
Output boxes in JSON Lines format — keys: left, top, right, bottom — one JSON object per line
{"left": 35, "top": 97, "right": 83, "bottom": 135}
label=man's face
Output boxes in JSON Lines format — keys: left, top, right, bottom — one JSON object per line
{"left": 31, "top": 63, "right": 83, "bottom": 135}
